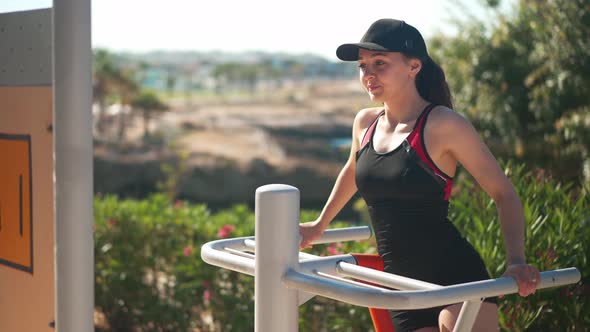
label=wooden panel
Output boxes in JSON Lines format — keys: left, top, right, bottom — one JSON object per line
{"left": 0, "top": 86, "right": 55, "bottom": 331}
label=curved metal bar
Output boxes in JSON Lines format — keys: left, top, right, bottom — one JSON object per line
{"left": 202, "top": 224, "right": 370, "bottom": 276}
{"left": 310, "top": 226, "right": 372, "bottom": 245}
{"left": 243, "top": 226, "right": 372, "bottom": 250}
{"left": 201, "top": 237, "right": 256, "bottom": 276}
{"left": 201, "top": 237, "right": 357, "bottom": 306}
{"left": 201, "top": 237, "right": 357, "bottom": 277}
{"left": 283, "top": 267, "right": 581, "bottom": 310}
{"left": 337, "top": 261, "right": 442, "bottom": 290}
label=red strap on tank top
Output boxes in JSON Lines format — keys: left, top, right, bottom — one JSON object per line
{"left": 407, "top": 105, "right": 454, "bottom": 200}
{"left": 361, "top": 110, "right": 385, "bottom": 149}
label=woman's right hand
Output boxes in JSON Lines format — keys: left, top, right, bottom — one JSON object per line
{"left": 299, "top": 220, "right": 325, "bottom": 249}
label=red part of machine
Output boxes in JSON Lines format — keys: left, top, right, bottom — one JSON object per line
{"left": 351, "top": 254, "right": 395, "bottom": 332}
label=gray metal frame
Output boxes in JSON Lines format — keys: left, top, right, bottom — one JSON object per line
{"left": 201, "top": 184, "right": 582, "bottom": 332}
{"left": 53, "top": 0, "right": 94, "bottom": 331}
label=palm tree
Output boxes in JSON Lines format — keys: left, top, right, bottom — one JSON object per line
{"left": 131, "top": 91, "right": 168, "bottom": 140}
{"left": 93, "top": 49, "right": 119, "bottom": 135}
{"left": 115, "top": 70, "right": 140, "bottom": 142}
{"left": 93, "top": 49, "right": 142, "bottom": 141}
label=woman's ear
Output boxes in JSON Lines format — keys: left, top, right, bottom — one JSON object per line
{"left": 408, "top": 58, "right": 423, "bottom": 77}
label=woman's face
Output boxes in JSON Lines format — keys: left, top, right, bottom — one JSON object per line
{"left": 357, "top": 49, "right": 417, "bottom": 103}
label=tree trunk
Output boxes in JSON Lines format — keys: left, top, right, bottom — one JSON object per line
{"left": 117, "top": 107, "right": 127, "bottom": 142}
{"left": 142, "top": 109, "right": 150, "bottom": 140}
{"left": 96, "top": 98, "right": 107, "bottom": 136}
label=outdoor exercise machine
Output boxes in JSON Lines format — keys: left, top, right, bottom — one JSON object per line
{"left": 201, "top": 184, "right": 581, "bottom": 332}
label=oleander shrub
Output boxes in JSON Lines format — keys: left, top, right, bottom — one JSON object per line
{"left": 94, "top": 162, "right": 589, "bottom": 331}
{"left": 448, "top": 162, "right": 590, "bottom": 331}
{"left": 95, "top": 195, "right": 256, "bottom": 331}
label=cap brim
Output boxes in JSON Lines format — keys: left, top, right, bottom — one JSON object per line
{"left": 336, "top": 42, "right": 390, "bottom": 61}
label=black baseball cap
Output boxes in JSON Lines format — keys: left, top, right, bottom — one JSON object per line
{"left": 336, "top": 19, "right": 429, "bottom": 61}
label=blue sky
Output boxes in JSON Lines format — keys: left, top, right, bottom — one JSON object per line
{"left": 1, "top": 0, "right": 514, "bottom": 60}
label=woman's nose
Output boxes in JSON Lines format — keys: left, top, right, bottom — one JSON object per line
{"left": 361, "top": 66, "right": 375, "bottom": 78}
{"left": 361, "top": 68, "right": 375, "bottom": 80}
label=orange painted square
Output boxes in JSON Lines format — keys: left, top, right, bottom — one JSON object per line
{"left": 0, "top": 134, "right": 33, "bottom": 273}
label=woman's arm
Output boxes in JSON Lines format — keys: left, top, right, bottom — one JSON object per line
{"left": 299, "top": 108, "right": 378, "bottom": 248}
{"left": 430, "top": 107, "right": 541, "bottom": 296}
{"left": 314, "top": 155, "right": 358, "bottom": 229}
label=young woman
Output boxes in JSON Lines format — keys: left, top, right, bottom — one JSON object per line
{"left": 299, "top": 19, "right": 541, "bottom": 332}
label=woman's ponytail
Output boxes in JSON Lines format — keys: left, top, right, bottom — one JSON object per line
{"left": 413, "top": 56, "right": 453, "bottom": 109}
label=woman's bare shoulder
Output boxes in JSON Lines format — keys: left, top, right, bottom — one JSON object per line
{"left": 427, "top": 105, "right": 482, "bottom": 149}
{"left": 428, "top": 105, "right": 473, "bottom": 130}
{"left": 354, "top": 107, "right": 383, "bottom": 129}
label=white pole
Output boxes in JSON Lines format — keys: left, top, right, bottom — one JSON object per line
{"left": 453, "top": 300, "right": 483, "bottom": 332}
{"left": 53, "top": 0, "right": 94, "bottom": 331}
{"left": 255, "top": 184, "right": 300, "bottom": 332}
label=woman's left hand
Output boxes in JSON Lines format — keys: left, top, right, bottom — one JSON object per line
{"left": 501, "top": 263, "right": 541, "bottom": 297}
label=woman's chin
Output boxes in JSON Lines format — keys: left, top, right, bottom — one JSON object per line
{"left": 368, "top": 94, "right": 383, "bottom": 103}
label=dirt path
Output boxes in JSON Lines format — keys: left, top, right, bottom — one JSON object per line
{"left": 159, "top": 80, "right": 369, "bottom": 170}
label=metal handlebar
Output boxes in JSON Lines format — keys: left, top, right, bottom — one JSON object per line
{"left": 201, "top": 226, "right": 580, "bottom": 331}
{"left": 284, "top": 265, "right": 581, "bottom": 310}
{"left": 200, "top": 185, "right": 581, "bottom": 332}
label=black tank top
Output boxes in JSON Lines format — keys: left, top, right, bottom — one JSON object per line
{"left": 355, "top": 104, "right": 452, "bottom": 203}
{"left": 355, "top": 104, "right": 468, "bottom": 279}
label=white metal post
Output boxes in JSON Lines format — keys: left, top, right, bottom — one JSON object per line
{"left": 53, "top": 0, "right": 94, "bottom": 331}
{"left": 453, "top": 299, "right": 483, "bottom": 332}
{"left": 255, "top": 184, "right": 300, "bottom": 332}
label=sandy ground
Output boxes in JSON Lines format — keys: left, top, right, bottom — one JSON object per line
{"left": 95, "top": 80, "right": 371, "bottom": 174}
{"left": 162, "top": 80, "right": 370, "bottom": 170}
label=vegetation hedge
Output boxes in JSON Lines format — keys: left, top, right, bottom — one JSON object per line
{"left": 95, "top": 163, "right": 589, "bottom": 331}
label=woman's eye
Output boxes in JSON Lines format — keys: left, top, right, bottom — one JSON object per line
{"left": 375, "top": 60, "right": 385, "bottom": 66}
{"left": 358, "top": 63, "right": 366, "bottom": 69}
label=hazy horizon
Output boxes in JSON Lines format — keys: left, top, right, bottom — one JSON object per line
{"left": 2, "top": 0, "right": 515, "bottom": 60}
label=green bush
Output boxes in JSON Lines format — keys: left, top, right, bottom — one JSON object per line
{"left": 448, "top": 162, "right": 589, "bottom": 331}
{"left": 95, "top": 195, "right": 255, "bottom": 331}
{"left": 95, "top": 163, "right": 589, "bottom": 331}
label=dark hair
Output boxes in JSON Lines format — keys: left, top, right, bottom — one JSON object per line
{"left": 408, "top": 56, "right": 453, "bottom": 109}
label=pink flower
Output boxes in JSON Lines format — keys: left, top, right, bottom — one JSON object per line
{"left": 174, "top": 200, "right": 183, "bottom": 209}
{"left": 327, "top": 243, "right": 343, "bottom": 255}
{"left": 546, "top": 249, "right": 558, "bottom": 261}
{"left": 107, "top": 218, "right": 117, "bottom": 229}
{"left": 217, "top": 224, "right": 236, "bottom": 238}
{"left": 183, "top": 245, "right": 193, "bottom": 256}
{"left": 536, "top": 249, "right": 559, "bottom": 269}
{"left": 203, "top": 289, "right": 211, "bottom": 306}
